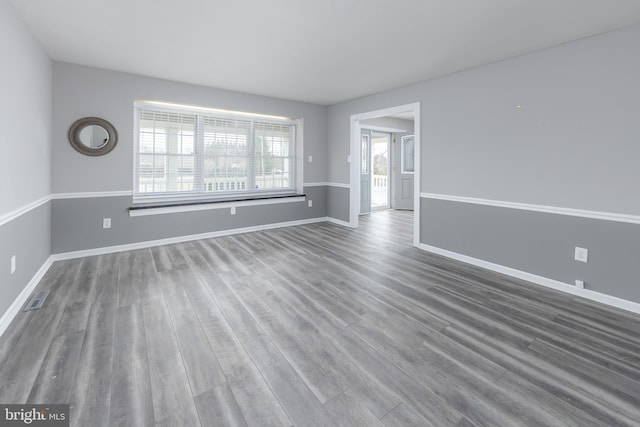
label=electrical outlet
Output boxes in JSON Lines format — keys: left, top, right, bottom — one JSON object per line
{"left": 103, "top": 218, "right": 111, "bottom": 229}
{"left": 10, "top": 255, "right": 16, "bottom": 274}
{"left": 308, "top": 200, "right": 313, "bottom": 207}
{"left": 347, "top": 155, "right": 351, "bottom": 162}
{"left": 230, "top": 206, "right": 236, "bottom": 215}
{"left": 575, "top": 280, "right": 585, "bottom": 289}
{"left": 308, "top": 155, "right": 313, "bottom": 162}
{"left": 574, "top": 247, "right": 588, "bottom": 263}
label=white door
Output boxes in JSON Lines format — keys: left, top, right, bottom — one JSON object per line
{"left": 394, "top": 134, "right": 414, "bottom": 210}
{"left": 360, "top": 129, "right": 371, "bottom": 214}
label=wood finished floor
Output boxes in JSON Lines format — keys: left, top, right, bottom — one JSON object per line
{"left": 1, "top": 210, "right": 640, "bottom": 426}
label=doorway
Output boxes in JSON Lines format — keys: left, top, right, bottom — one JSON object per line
{"left": 349, "top": 102, "right": 421, "bottom": 246}
{"left": 371, "top": 132, "right": 391, "bottom": 210}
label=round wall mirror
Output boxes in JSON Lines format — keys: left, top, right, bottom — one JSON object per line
{"left": 68, "top": 117, "right": 118, "bottom": 156}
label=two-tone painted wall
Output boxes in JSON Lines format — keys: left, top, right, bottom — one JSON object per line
{"left": 3, "top": 3, "right": 640, "bottom": 333}
{"left": 50, "top": 62, "right": 330, "bottom": 254}
{"left": 0, "top": 0, "right": 52, "bottom": 323}
{"left": 328, "top": 24, "right": 640, "bottom": 307}
{"left": 1, "top": 25, "right": 333, "bottom": 332}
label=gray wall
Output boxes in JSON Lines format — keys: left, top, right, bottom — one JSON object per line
{"left": 52, "top": 62, "right": 328, "bottom": 193}
{"left": 0, "top": 0, "right": 52, "bottom": 316}
{"left": 327, "top": 187, "right": 350, "bottom": 223}
{"left": 328, "top": 24, "right": 640, "bottom": 214}
{"left": 0, "top": 205, "right": 51, "bottom": 316}
{"left": 51, "top": 62, "right": 330, "bottom": 253}
{"left": 421, "top": 198, "right": 640, "bottom": 303}
{"left": 52, "top": 186, "right": 327, "bottom": 253}
{"left": 0, "top": 0, "right": 52, "bottom": 214}
{"left": 328, "top": 24, "right": 640, "bottom": 304}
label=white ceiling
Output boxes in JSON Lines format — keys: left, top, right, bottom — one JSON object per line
{"left": 10, "top": 0, "right": 640, "bottom": 105}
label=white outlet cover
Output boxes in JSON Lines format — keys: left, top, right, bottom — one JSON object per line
{"left": 11, "top": 255, "right": 16, "bottom": 274}
{"left": 103, "top": 218, "right": 112, "bottom": 229}
{"left": 230, "top": 206, "right": 236, "bottom": 215}
{"left": 575, "top": 280, "right": 585, "bottom": 289}
{"left": 308, "top": 155, "right": 313, "bottom": 162}
{"left": 308, "top": 200, "right": 313, "bottom": 207}
{"left": 574, "top": 247, "right": 588, "bottom": 262}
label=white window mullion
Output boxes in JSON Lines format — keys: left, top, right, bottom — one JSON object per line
{"left": 133, "top": 108, "right": 140, "bottom": 194}
{"left": 247, "top": 121, "right": 256, "bottom": 191}
{"left": 195, "top": 115, "right": 204, "bottom": 192}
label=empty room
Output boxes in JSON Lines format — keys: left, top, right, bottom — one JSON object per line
{"left": 1, "top": 0, "right": 640, "bottom": 425}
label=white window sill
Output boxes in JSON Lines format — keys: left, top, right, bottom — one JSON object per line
{"left": 129, "top": 194, "right": 306, "bottom": 217}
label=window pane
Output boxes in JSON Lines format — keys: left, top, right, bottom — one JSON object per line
{"left": 255, "top": 123, "right": 294, "bottom": 190}
{"left": 137, "top": 154, "right": 167, "bottom": 193}
{"left": 137, "top": 110, "right": 197, "bottom": 194}
{"left": 202, "top": 117, "right": 249, "bottom": 193}
{"left": 401, "top": 135, "right": 415, "bottom": 173}
{"left": 203, "top": 155, "right": 248, "bottom": 192}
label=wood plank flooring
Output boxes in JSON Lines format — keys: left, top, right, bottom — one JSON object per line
{"left": 2, "top": 210, "right": 640, "bottom": 426}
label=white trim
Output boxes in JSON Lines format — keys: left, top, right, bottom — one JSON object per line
{"left": 0, "top": 256, "right": 54, "bottom": 339}
{"left": 418, "top": 244, "right": 640, "bottom": 315}
{"left": 0, "top": 196, "right": 50, "bottom": 227}
{"left": 52, "top": 217, "right": 330, "bottom": 260}
{"left": 350, "top": 102, "right": 421, "bottom": 246}
{"left": 420, "top": 193, "right": 640, "bottom": 225}
{"left": 359, "top": 124, "right": 407, "bottom": 133}
{"left": 296, "top": 118, "right": 305, "bottom": 195}
{"left": 413, "top": 107, "right": 421, "bottom": 247}
{"left": 304, "top": 182, "right": 351, "bottom": 189}
{"left": 51, "top": 190, "right": 133, "bottom": 200}
{"left": 129, "top": 195, "right": 306, "bottom": 217}
{"left": 327, "top": 217, "right": 352, "bottom": 228}
{"left": 0, "top": 192, "right": 137, "bottom": 227}
{"left": 328, "top": 182, "right": 351, "bottom": 189}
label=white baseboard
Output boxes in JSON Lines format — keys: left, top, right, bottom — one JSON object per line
{"left": 52, "top": 217, "right": 330, "bottom": 261}
{"left": 0, "top": 256, "right": 54, "bottom": 339}
{"left": 419, "top": 243, "right": 640, "bottom": 315}
{"left": 326, "top": 217, "right": 353, "bottom": 228}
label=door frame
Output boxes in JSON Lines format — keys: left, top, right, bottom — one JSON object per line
{"left": 349, "top": 102, "right": 421, "bottom": 246}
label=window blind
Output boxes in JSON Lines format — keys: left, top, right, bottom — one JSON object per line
{"left": 134, "top": 102, "right": 299, "bottom": 203}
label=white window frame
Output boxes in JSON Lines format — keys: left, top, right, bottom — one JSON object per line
{"left": 133, "top": 101, "right": 303, "bottom": 205}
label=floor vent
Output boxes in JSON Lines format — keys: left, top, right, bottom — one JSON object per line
{"left": 23, "top": 291, "right": 49, "bottom": 312}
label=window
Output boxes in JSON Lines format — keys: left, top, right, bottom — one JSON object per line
{"left": 361, "top": 134, "right": 369, "bottom": 174}
{"left": 134, "top": 102, "right": 301, "bottom": 203}
{"left": 401, "top": 135, "right": 415, "bottom": 174}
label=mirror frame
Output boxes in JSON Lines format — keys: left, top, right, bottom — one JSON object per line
{"left": 68, "top": 117, "right": 118, "bottom": 156}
